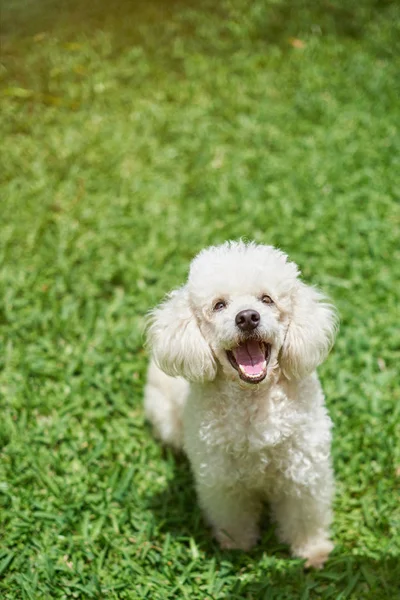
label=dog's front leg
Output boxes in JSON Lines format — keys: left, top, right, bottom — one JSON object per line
{"left": 270, "top": 477, "right": 334, "bottom": 569}
{"left": 196, "top": 481, "right": 262, "bottom": 551}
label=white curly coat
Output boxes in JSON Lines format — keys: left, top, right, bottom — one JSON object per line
{"left": 144, "top": 241, "right": 337, "bottom": 568}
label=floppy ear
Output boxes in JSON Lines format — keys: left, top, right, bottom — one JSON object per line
{"left": 146, "top": 285, "right": 217, "bottom": 382}
{"left": 280, "top": 282, "right": 337, "bottom": 380}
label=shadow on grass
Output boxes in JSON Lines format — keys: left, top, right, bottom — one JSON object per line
{"left": 2, "top": 0, "right": 395, "bottom": 46}
{"left": 148, "top": 450, "right": 399, "bottom": 599}
{"left": 148, "top": 450, "right": 216, "bottom": 549}
{"left": 234, "top": 555, "right": 400, "bottom": 600}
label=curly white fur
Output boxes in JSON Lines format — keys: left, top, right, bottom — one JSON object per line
{"left": 144, "top": 241, "right": 338, "bottom": 568}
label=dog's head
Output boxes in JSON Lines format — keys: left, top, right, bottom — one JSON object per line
{"left": 147, "top": 241, "right": 337, "bottom": 384}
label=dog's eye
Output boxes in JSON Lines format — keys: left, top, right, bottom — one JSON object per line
{"left": 261, "top": 294, "right": 274, "bottom": 305}
{"left": 213, "top": 300, "right": 227, "bottom": 311}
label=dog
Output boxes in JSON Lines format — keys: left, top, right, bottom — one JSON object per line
{"left": 144, "top": 241, "right": 337, "bottom": 568}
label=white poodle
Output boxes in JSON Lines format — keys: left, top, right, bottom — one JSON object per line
{"left": 144, "top": 241, "right": 337, "bottom": 568}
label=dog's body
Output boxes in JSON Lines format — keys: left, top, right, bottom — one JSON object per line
{"left": 145, "top": 241, "right": 337, "bottom": 568}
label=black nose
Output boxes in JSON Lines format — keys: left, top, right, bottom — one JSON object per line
{"left": 235, "top": 309, "right": 260, "bottom": 331}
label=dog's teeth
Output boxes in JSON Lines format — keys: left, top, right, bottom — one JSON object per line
{"left": 239, "top": 362, "right": 266, "bottom": 378}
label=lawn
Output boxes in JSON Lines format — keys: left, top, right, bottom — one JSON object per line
{"left": 0, "top": 0, "right": 399, "bottom": 598}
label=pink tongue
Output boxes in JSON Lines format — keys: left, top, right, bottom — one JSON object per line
{"left": 233, "top": 340, "right": 265, "bottom": 376}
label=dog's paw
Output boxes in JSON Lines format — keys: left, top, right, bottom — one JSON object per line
{"left": 294, "top": 539, "right": 334, "bottom": 569}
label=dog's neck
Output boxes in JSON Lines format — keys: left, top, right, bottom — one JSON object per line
{"left": 201, "top": 363, "right": 285, "bottom": 403}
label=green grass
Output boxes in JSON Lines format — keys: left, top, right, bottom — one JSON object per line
{"left": 1, "top": 0, "right": 399, "bottom": 597}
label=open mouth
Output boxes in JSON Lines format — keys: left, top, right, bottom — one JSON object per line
{"left": 226, "top": 340, "right": 271, "bottom": 384}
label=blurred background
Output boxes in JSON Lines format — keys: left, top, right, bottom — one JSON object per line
{"left": 1, "top": 0, "right": 399, "bottom": 598}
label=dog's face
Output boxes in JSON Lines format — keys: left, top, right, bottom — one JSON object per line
{"left": 148, "top": 242, "right": 337, "bottom": 384}
{"left": 190, "top": 290, "right": 285, "bottom": 385}
{"left": 187, "top": 249, "right": 293, "bottom": 384}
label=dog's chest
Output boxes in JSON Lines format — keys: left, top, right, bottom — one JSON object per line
{"left": 199, "top": 386, "right": 295, "bottom": 455}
